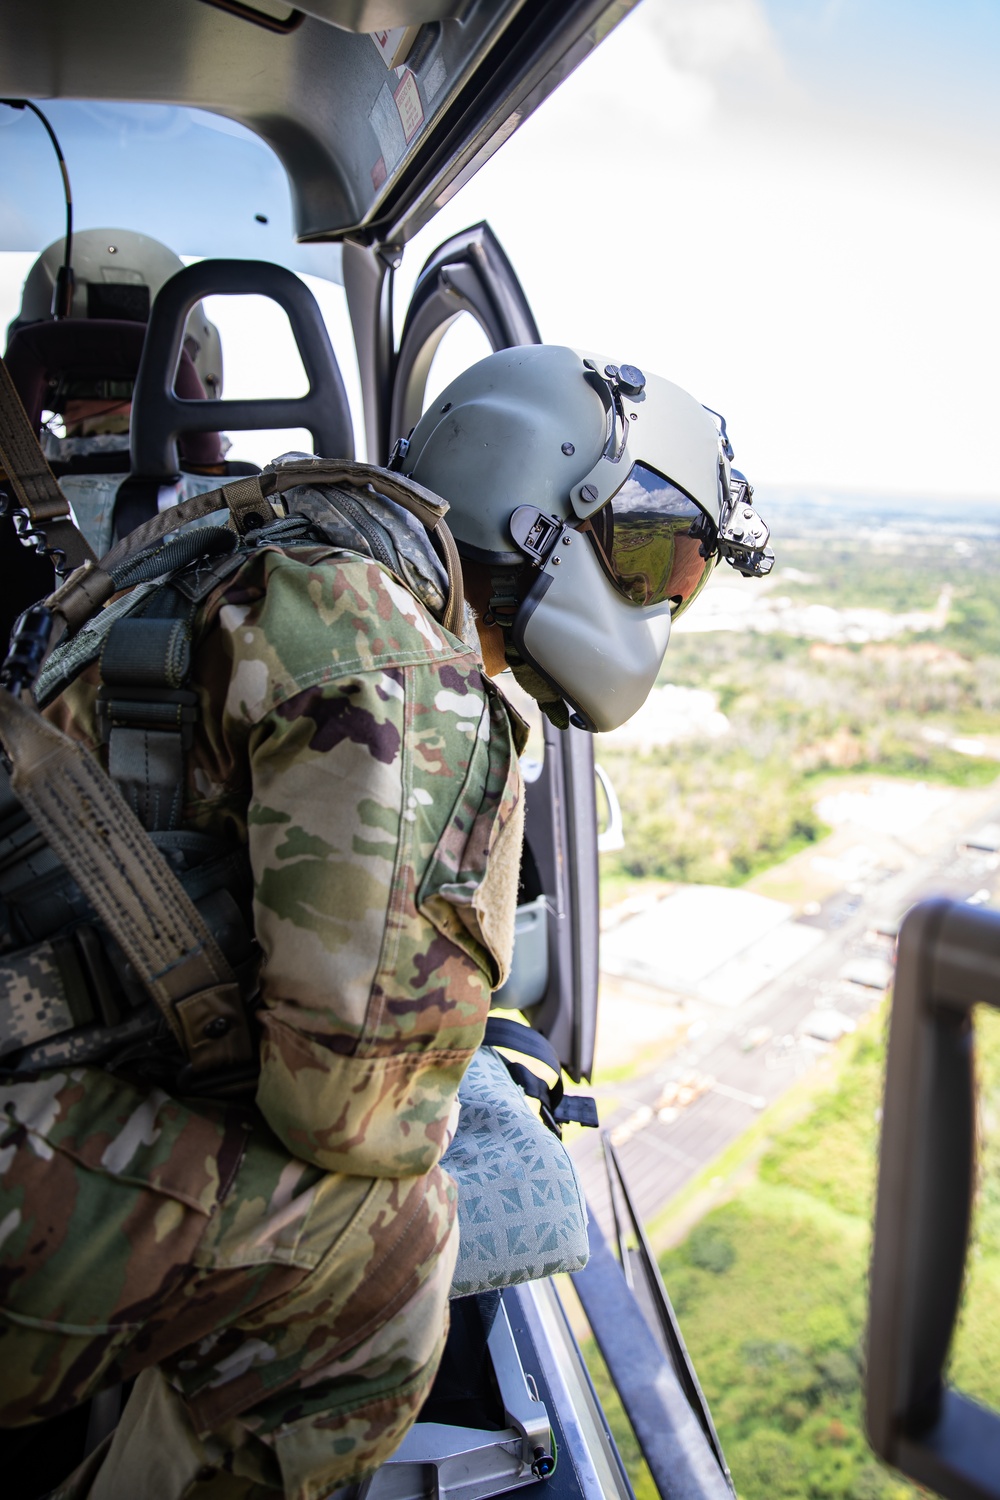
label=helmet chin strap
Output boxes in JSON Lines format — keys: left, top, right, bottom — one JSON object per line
{"left": 485, "top": 568, "right": 521, "bottom": 633}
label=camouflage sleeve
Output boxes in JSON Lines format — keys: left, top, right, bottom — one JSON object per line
{"left": 40, "top": 544, "right": 525, "bottom": 1181}
{"left": 212, "top": 549, "right": 525, "bottom": 1180}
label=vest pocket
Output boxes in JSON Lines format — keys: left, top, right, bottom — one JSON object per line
{"left": 417, "top": 687, "right": 525, "bottom": 990}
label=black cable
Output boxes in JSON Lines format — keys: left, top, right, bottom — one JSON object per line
{"left": 0, "top": 98, "right": 74, "bottom": 318}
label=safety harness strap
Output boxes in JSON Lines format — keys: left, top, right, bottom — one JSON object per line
{"left": 99, "top": 593, "right": 200, "bottom": 832}
{"left": 0, "top": 686, "right": 254, "bottom": 1074}
{"left": 0, "top": 354, "right": 97, "bottom": 573}
{"left": 483, "top": 1015, "right": 599, "bottom": 1136}
{"left": 46, "top": 461, "right": 464, "bottom": 651}
{"left": 93, "top": 460, "right": 466, "bottom": 639}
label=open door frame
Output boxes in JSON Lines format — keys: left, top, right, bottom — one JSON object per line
{"left": 344, "top": 222, "right": 599, "bottom": 1081}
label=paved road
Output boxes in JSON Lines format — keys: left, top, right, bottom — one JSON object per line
{"left": 570, "top": 787, "right": 1000, "bottom": 1240}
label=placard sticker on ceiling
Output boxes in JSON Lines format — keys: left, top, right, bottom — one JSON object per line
{"left": 393, "top": 69, "right": 424, "bottom": 145}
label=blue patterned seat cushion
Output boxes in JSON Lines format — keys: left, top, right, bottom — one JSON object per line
{"left": 442, "top": 1045, "right": 590, "bottom": 1297}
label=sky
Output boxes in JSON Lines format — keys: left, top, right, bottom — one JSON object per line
{"left": 398, "top": 0, "right": 1000, "bottom": 502}
{"left": 2, "top": 0, "right": 999, "bottom": 500}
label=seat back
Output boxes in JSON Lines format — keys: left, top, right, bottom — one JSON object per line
{"left": 113, "top": 258, "right": 355, "bottom": 543}
{"left": 130, "top": 258, "right": 354, "bottom": 481}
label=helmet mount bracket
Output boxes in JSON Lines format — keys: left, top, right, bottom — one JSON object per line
{"left": 717, "top": 470, "right": 774, "bottom": 579}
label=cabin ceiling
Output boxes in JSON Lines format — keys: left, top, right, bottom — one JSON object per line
{"left": 0, "top": 0, "right": 636, "bottom": 248}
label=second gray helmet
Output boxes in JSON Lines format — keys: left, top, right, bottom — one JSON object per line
{"left": 9, "top": 228, "right": 223, "bottom": 397}
{"left": 401, "top": 345, "right": 770, "bottom": 733}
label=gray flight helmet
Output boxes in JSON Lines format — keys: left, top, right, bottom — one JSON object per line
{"left": 401, "top": 344, "right": 731, "bottom": 734}
{"left": 8, "top": 228, "right": 224, "bottom": 397}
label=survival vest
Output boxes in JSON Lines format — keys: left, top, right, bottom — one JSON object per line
{"left": 0, "top": 389, "right": 467, "bottom": 1097}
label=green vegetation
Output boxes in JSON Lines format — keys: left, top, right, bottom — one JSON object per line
{"left": 598, "top": 739, "right": 829, "bottom": 887}
{"left": 654, "top": 1021, "right": 902, "bottom": 1500}
{"left": 598, "top": 628, "right": 1000, "bottom": 887}
{"left": 773, "top": 531, "right": 999, "bottom": 622}
{"left": 597, "top": 531, "right": 1000, "bottom": 891}
{"left": 939, "top": 588, "right": 1000, "bottom": 660}
{"left": 584, "top": 1012, "right": 1000, "bottom": 1499}
{"left": 759, "top": 528, "right": 1000, "bottom": 657}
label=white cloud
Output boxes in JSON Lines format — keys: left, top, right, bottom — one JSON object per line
{"left": 640, "top": 0, "right": 784, "bottom": 81}
{"left": 526, "top": 0, "right": 787, "bottom": 144}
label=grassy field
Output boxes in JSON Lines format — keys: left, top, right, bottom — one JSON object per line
{"left": 581, "top": 1008, "right": 1000, "bottom": 1499}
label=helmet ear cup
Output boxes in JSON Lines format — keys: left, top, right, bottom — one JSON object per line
{"left": 514, "top": 537, "right": 672, "bottom": 734}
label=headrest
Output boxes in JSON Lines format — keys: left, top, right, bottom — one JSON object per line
{"left": 3, "top": 319, "right": 222, "bottom": 468}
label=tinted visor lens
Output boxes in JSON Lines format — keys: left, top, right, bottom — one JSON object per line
{"left": 586, "top": 462, "right": 716, "bottom": 611}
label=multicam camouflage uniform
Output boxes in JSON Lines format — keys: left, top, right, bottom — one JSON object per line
{"left": 0, "top": 499, "right": 526, "bottom": 1498}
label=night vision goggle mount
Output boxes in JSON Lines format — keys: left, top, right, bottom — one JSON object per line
{"left": 717, "top": 470, "right": 774, "bottom": 579}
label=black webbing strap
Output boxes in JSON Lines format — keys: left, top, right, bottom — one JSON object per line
{"left": 98, "top": 585, "right": 200, "bottom": 832}
{"left": 94, "top": 529, "right": 242, "bottom": 833}
{"left": 484, "top": 1014, "right": 563, "bottom": 1074}
{"left": 483, "top": 1015, "right": 599, "bottom": 1136}
{"left": 0, "top": 353, "right": 97, "bottom": 573}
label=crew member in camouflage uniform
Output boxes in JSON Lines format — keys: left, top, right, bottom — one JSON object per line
{"left": 0, "top": 344, "right": 766, "bottom": 1498}
{"left": 0, "top": 461, "right": 526, "bottom": 1497}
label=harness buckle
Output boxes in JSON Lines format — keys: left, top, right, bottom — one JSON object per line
{"left": 96, "top": 686, "right": 200, "bottom": 749}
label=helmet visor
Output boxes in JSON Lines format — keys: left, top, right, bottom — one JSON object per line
{"left": 584, "top": 462, "right": 717, "bottom": 613}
